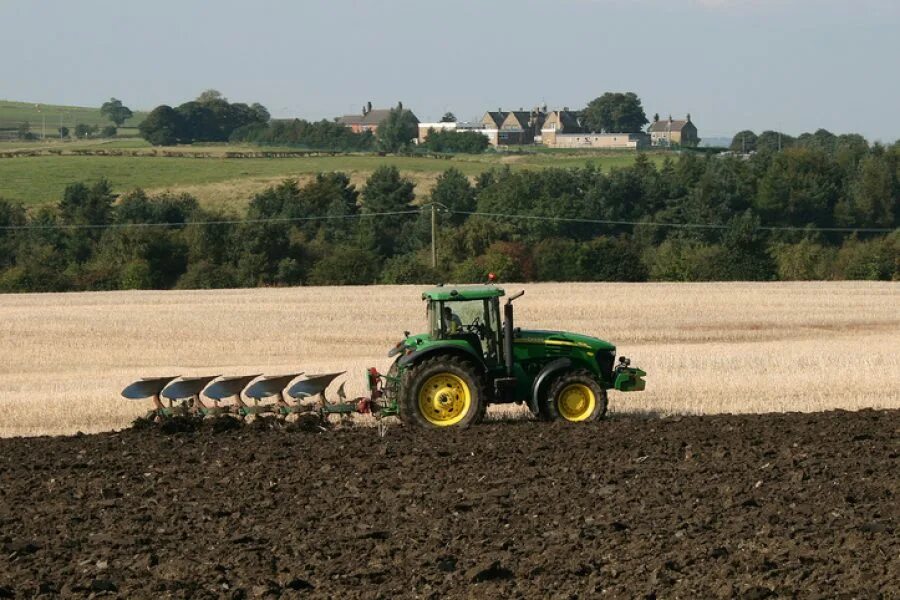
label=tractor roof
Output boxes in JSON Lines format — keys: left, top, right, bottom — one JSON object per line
{"left": 422, "top": 285, "right": 505, "bottom": 301}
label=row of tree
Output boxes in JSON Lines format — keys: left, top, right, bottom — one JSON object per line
{"left": 138, "top": 90, "right": 270, "bottom": 145}
{"left": 0, "top": 143, "right": 896, "bottom": 292}
{"left": 729, "top": 127, "right": 871, "bottom": 155}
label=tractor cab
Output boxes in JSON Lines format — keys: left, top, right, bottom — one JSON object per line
{"left": 424, "top": 285, "right": 504, "bottom": 365}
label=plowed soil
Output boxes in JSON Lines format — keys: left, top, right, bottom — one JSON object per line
{"left": 1, "top": 410, "right": 897, "bottom": 599}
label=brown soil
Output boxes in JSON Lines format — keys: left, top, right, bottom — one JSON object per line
{"left": 0, "top": 410, "right": 897, "bottom": 599}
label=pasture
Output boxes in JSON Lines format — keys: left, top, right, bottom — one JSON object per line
{"left": 0, "top": 99, "right": 146, "bottom": 132}
{"left": 0, "top": 148, "right": 659, "bottom": 210}
{"left": 0, "top": 281, "right": 896, "bottom": 437}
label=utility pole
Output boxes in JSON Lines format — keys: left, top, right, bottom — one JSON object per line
{"left": 430, "top": 203, "right": 437, "bottom": 269}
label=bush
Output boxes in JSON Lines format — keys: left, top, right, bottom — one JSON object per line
{"left": 580, "top": 237, "right": 648, "bottom": 282}
{"left": 771, "top": 239, "right": 837, "bottom": 280}
{"left": 101, "top": 125, "right": 118, "bottom": 138}
{"left": 645, "top": 239, "right": 729, "bottom": 281}
{"left": 74, "top": 123, "right": 98, "bottom": 138}
{"left": 533, "top": 238, "right": 583, "bottom": 281}
{"left": 308, "top": 247, "right": 380, "bottom": 285}
{"left": 380, "top": 255, "right": 439, "bottom": 284}
{"left": 833, "top": 235, "right": 899, "bottom": 280}
{"left": 176, "top": 261, "right": 238, "bottom": 289}
{"left": 423, "top": 129, "right": 490, "bottom": 154}
{"left": 120, "top": 259, "right": 153, "bottom": 289}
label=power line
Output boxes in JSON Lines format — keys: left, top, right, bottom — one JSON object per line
{"left": 446, "top": 209, "right": 896, "bottom": 234}
{"left": 0, "top": 209, "right": 421, "bottom": 232}
{"left": 0, "top": 204, "right": 894, "bottom": 234}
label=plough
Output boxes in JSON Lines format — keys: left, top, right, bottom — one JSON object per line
{"left": 123, "top": 283, "right": 646, "bottom": 430}
{"left": 121, "top": 368, "right": 400, "bottom": 427}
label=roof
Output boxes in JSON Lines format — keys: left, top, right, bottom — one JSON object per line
{"left": 503, "top": 111, "right": 533, "bottom": 129}
{"left": 337, "top": 109, "right": 394, "bottom": 127}
{"left": 543, "top": 110, "right": 581, "bottom": 132}
{"left": 648, "top": 119, "right": 691, "bottom": 133}
{"left": 422, "top": 285, "right": 506, "bottom": 301}
{"left": 483, "top": 111, "right": 508, "bottom": 127}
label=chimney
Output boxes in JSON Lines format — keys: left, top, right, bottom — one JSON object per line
{"left": 687, "top": 113, "right": 692, "bottom": 122}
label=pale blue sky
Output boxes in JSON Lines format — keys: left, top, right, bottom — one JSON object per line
{"left": 1, "top": 0, "right": 898, "bottom": 141}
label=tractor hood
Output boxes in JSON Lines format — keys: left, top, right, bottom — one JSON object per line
{"left": 388, "top": 333, "right": 432, "bottom": 356}
{"left": 514, "top": 329, "right": 616, "bottom": 353}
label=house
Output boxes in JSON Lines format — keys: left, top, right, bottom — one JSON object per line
{"left": 539, "top": 109, "right": 648, "bottom": 149}
{"left": 488, "top": 108, "right": 545, "bottom": 146}
{"left": 648, "top": 114, "right": 699, "bottom": 147}
{"left": 549, "top": 132, "right": 650, "bottom": 150}
{"left": 540, "top": 109, "right": 581, "bottom": 146}
{"left": 337, "top": 102, "right": 419, "bottom": 134}
{"left": 479, "top": 110, "right": 507, "bottom": 146}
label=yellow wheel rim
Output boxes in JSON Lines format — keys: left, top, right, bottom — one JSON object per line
{"left": 557, "top": 383, "right": 596, "bottom": 422}
{"left": 418, "top": 373, "right": 471, "bottom": 426}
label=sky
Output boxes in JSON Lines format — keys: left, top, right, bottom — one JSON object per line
{"left": 1, "top": 0, "right": 898, "bottom": 142}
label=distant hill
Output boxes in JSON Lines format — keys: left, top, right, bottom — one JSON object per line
{"left": 0, "top": 100, "right": 146, "bottom": 135}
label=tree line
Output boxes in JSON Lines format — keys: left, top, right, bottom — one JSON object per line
{"left": 0, "top": 142, "right": 897, "bottom": 292}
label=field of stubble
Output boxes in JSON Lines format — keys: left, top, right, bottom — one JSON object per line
{"left": 0, "top": 281, "right": 897, "bottom": 437}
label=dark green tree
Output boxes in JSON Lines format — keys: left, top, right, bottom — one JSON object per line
{"left": 250, "top": 103, "right": 271, "bottom": 123}
{"left": 361, "top": 166, "right": 416, "bottom": 256}
{"left": 100, "top": 98, "right": 133, "bottom": 127}
{"left": 376, "top": 102, "right": 418, "bottom": 152}
{"left": 138, "top": 105, "right": 183, "bottom": 145}
{"left": 74, "top": 123, "right": 97, "bottom": 138}
{"left": 582, "top": 92, "right": 648, "bottom": 133}
{"left": 308, "top": 246, "right": 380, "bottom": 285}
{"left": 755, "top": 131, "right": 794, "bottom": 153}
{"left": 730, "top": 130, "right": 758, "bottom": 153}
{"left": 196, "top": 89, "right": 225, "bottom": 103}
{"left": 440, "top": 112, "right": 456, "bottom": 123}
{"left": 423, "top": 129, "right": 489, "bottom": 153}
{"left": 17, "top": 121, "right": 35, "bottom": 140}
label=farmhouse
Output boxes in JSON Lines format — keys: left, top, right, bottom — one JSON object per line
{"left": 648, "top": 114, "right": 699, "bottom": 147}
{"left": 540, "top": 109, "right": 581, "bottom": 146}
{"left": 550, "top": 132, "right": 650, "bottom": 150}
{"left": 337, "top": 102, "right": 419, "bottom": 133}
{"left": 540, "top": 110, "right": 649, "bottom": 149}
{"left": 476, "top": 108, "right": 545, "bottom": 146}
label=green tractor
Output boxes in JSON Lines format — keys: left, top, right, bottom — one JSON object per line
{"left": 369, "top": 284, "right": 646, "bottom": 428}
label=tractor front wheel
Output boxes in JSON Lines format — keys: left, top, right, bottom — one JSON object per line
{"left": 401, "top": 356, "right": 485, "bottom": 428}
{"left": 542, "top": 370, "right": 607, "bottom": 423}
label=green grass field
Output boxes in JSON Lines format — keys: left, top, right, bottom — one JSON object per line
{"left": 0, "top": 100, "right": 146, "bottom": 133}
{"left": 0, "top": 148, "right": 663, "bottom": 210}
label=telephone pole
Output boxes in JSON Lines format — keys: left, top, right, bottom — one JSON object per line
{"left": 430, "top": 203, "right": 437, "bottom": 268}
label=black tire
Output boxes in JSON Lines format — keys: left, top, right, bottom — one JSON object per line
{"left": 541, "top": 370, "right": 607, "bottom": 423}
{"left": 400, "top": 355, "right": 486, "bottom": 429}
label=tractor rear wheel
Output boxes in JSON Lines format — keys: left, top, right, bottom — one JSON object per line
{"left": 542, "top": 370, "right": 607, "bottom": 423}
{"left": 401, "top": 356, "right": 485, "bottom": 428}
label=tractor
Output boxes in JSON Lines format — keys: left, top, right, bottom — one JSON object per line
{"left": 122, "top": 284, "right": 645, "bottom": 430}
{"left": 373, "top": 284, "right": 646, "bottom": 428}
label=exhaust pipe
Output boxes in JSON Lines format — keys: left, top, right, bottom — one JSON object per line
{"left": 504, "top": 291, "right": 525, "bottom": 377}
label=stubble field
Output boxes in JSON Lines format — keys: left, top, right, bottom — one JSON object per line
{"left": 1, "top": 281, "right": 898, "bottom": 598}
{"left": 0, "top": 281, "right": 897, "bottom": 438}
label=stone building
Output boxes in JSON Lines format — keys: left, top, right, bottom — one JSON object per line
{"left": 648, "top": 114, "right": 699, "bottom": 147}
